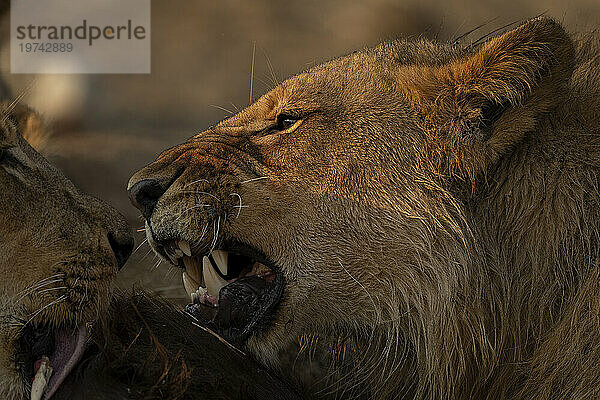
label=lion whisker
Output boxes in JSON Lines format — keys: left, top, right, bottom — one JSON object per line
{"left": 191, "top": 222, "right": 211, "bottom": 252}
{"left": 150, "top": 256, "right": 163, "bottom": 272}
{"left": 132, "top": 238, "right": 149, "bottom": 257}
{"left": 36, "top": 286, "right": 67, "bottom": 296}
{"left": 16, "top": 273, "right": 64, "bottom": 295}
{"left": 240, "top": 176, "right": 268, "bottom": 185}
{"left": 209, "top": 104, "right": 235, "bottom": 115}
{"left": 249, "top": 41, "right": 256, "bottom": 104}
{"left": 183, "top": 179, "right": 209, "bottom": 188}
{"left": 15, "top": 276, "right": 65, "bottom": 303}
{"left": 229, "top": 102, "right": 240, "bottom": 113}
{"left": 2, "top": 79, "right": 37, "bottom": 124}
{"left": 230, "top": 192, "right": 244, "bottom": 218}
{"left": 22, "top": 295, "right": 68, "bottom": 329}
{"left": 209, "top": 216, "right": 221, "bottom": 253}
{"left": 180, "top": 190, "right": 220, "bottom": 201}
{"left": 260, "top": 46, "right": 279, "bottom": 87}
{"left": 141, "top": 247, "right": 155, "bottom": 262}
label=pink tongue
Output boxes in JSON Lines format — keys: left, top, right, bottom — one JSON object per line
{"left": 42, "top": 326, "right": 88, "bottom": 400}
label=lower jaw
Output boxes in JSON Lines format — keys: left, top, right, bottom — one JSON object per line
{"left": 21, "top": 326, "right": 88, "bottom": 400}
{"left": 185, "top": 273, "right": 285, "bottom": 344}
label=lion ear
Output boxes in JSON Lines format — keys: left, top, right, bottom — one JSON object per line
{"left": 415, "top": 17, "right": 575, "bottom": 178}
{"left": 5, "top": 103, "right": 49, "bottom": 151}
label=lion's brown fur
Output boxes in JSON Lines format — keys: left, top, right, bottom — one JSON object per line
{"left": 129, "top": 18, "right": 600, "bottom": 399}
{"left": 0, "top": 102, "right": 133, "bottom": 399}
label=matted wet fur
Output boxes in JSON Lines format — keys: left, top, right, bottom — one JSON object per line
{"left": 129, "top": 17, "right": 600, "bottom": 399}
{"left": 54, "top": 291, "right": 302, "bottom": 400}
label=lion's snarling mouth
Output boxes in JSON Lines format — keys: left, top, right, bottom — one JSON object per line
{"left": 162, "top": 239, "right": 284, "bottom": 343}
{"left": 16, "top": 324, "right": 87, "bottom": 400}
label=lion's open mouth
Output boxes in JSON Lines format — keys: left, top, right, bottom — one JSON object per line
{"left": 163, "top": 240, "right": 284, "bottom": 343}
{"left": 17, "top": 325, "right": 88, "bottom": 400}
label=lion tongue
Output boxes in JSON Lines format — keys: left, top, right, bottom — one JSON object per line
{"left": 40, "top": 327, "right": 87, "bottom": 400}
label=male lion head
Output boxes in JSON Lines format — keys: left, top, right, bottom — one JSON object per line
{"left": 129, "top": 18, "right": 600, "bottom": 398}
{"left": 0, "top": 103, "right": 133, "bottom": 400}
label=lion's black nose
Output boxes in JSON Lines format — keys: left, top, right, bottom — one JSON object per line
{"left": 128, "top": 179, "right": 165, "bottom": 220}
{"left": 107, "top": 231, "right": 134, "bottom": 271}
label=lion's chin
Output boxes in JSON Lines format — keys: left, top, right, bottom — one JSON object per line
{"left": 185, "top": 272, "right": 284, "bottom": 344}
{"left": 18, "top": 325, "right": 88, "bottom": 400}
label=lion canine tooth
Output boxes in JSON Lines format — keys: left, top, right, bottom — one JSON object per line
{"left": 167, "top": 253, "right": 178, "bottom": 264}
{"left": 31, "top": 356, "right": 52, "bottom": 400}
{"left": 191, "top": 286, "right": 207, "bottom": 302}
{"left": 210, "top": 250, "right": 228, "bottom": 276}
{"left": 203, "top": 255, "right": 229, "bottom": 298}
{"left": 183, "top": 256, "right": 204, "bottom": 286}
{"left": 178, "top": 240, "right": 192, "bottom": 257}
{"left": 182, "top": 272, "right": 200, "bottom": 298}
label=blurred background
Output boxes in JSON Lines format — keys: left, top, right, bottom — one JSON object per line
{"left": 1, "top": 0, "right": 598, "bottom": 302}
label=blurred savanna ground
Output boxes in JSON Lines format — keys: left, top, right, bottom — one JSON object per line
{"left": 1, "top": 0, "right": 599, "bottom": 302}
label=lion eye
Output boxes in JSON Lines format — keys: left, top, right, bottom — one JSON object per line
{"left": 276, "top": 114, "right": 298, "bottom": 131}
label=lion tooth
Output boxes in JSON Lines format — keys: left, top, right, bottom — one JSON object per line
{"left": 183, "top": 256, "right": 204, "bottom": 287}
{"left": 174, "top": 249, "right": 184, "bottom": 258}
{"left": 31, "top": 356, "right": 52, "bottom": 400}
{"left": 178, "top": 240, "right": 192, "bottom": 257}
{"left": 182, "top": 272, "right": 200, "bottom": 298}
{"left": 203, "top": 255, "right": 229, "bottom": 298}
{"left": 167, "top": 252, "right": 178, "bottom": 264}
{"left": 210, "top": 250, "right": 228, "bottom": 276}
{"left": 191, "top": 286, "right": 207, "bottom": 302}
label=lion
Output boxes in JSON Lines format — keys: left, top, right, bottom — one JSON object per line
{"left": 128, "top": 17, "right": 600, "bottom": 399}
{"left": 0, "top": 101, "right": 302, "bottom": 400}
{"left": 0, "top": 101, "right": 134, "bottom": 399}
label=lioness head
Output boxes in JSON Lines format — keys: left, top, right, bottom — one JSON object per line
{"left": 129, "top": 18, "right": 596, "bottom": 397}
{"left": 0, "top": 103, "right": 133, "bottom": 399}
